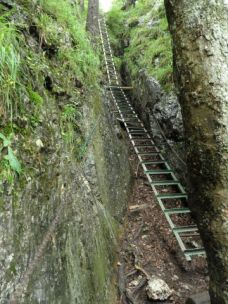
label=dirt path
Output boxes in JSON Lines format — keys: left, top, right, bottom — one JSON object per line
{"left": 117, "top": 145, "right": 208, "bottom": 304}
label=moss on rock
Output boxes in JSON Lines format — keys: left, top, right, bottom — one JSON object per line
{"left": 107, "top": 0, "right": 173, "bottom": 92}
{"left": 0, "top": 1, "right": 132, "bottom": 303}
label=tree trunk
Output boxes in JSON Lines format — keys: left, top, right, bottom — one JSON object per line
{"left": 164, "top": 1, "right": 228, "bottom": 303}
{"left": 86, "top": 0, "right": 99, "bottom": 36}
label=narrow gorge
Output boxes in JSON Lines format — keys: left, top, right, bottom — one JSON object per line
{"left": 0, "top": 1, "right": 227, "bottom": 304}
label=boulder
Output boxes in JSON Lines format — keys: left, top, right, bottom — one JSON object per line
{"left": 146, "top": 275, "right": 172, "bottom": 301}
{"left": 153, "top": 93, "right": 184, "bottom": 141}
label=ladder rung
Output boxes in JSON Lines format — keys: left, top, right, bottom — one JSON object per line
{"left": 143, "top": 161, "right": 166, "bottom": 165}
{"left": 119, "top": 111, "right": 134, "bottom": 114}
{"left": 123, "top": 114, "right": 138, "bottom": 118}
{"left": 125, "top": 121, "right": 142, "bottom": 124}
{"left": 118, "top": 109, "right": 132, "bottom": 112}
{"left": 107, "top": 85, "right": 133, "bottom": 90}
{"left": 129, "top": 133, "right": 147, "bottom": 136}
{"left": 132, "top": 137, "right": 150, "bottom": 140}
{"left": 118, "top": 108, "right": 132, "bottom": 111}
{"left": 151, "top": 180, "right": 179, "bottom": 185}
{"left": 173, "top": 226, "right": 198, "bottom": 234}
{"left": 135, "top": 145, "right": 156, "bottom": 148}
{"left": 124, "top": 118, "right": 140, "bottom": 121}
{"left": 124, "top": 117, "right": 138, "bottom": 120}
{"left": 133, "top": 141, "right": 154, "bottom": 145}
{"left": 184, "top": 248, "right": 206, "bottom": 257}
{"left": 128, "top": 129, "right": 146, "bottom": 132}
{"left": 126, "top": 126, "right": 144, "bottom": 129}
{"left": 128, "top": 126, "right": 144, "bottom": 129}
{"left": 157, "top": 193, "right": 187, "bottom": 199}
{"left": 145, "top": 170, "right": 173, "bottom": 174}
{"left": 138, "top": 153, "right": 161, "bottom": 157}
{"left": 121, "top": 110, "right": 135, "bottom": 113}
{"left": 164, "top": 208, "right": 190, "bottom": 215}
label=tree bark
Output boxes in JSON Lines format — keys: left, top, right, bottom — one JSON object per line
{"left": 86, "top": 0, "right": 99, "bottom": 36}
{"left": 164, "top": 1, "right": 228, "bottom": 303}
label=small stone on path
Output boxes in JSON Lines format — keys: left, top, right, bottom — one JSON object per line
{"left": 146, "top": 275, "right": 172, "bottom": 301}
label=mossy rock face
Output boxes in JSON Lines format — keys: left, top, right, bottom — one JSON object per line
{"left": 0, "top": 1, "right": 132, "bottom": 304}
{"left": 107, "top": 0, "right": 173, "bottom": 92}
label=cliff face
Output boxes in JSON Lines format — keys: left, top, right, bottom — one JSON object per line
{"left": 0, "top": 1, "right": 131, "bottom": 303}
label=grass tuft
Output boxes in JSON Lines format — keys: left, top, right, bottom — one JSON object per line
{"left": 0, "top": 15, "right": 21, "bottom": 120}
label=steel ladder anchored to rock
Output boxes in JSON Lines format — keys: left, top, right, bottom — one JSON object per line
{"left": 98, "top": 17, "right": 206, "bottom": 261}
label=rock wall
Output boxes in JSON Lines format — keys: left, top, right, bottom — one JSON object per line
{"left": 123, "top": 66, "right": 187, "bottom": 182}
{"left": 0, "top": 91, "right": 132, "bottom": 304}
{"left": 0, "top": 1, "right": 132, "bottom": 303}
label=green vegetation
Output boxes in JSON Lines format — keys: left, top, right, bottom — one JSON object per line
{"left": 0, "top": 0, "right": 100, "bottom": 185}
{"left": 0, "top": 132, "right": 21, "bottom": 183}
{"left": 60, "top": 104, "right": 82, "bottom": 148}
{"left": 0, "top": 15, "right": 21, "bottom": 121}
{"left": 107, "top": 0, "right": 173, "bottom": 91}
{"left": 37, "top": 0, "right": 100, "bottom": 84}
{"left": 28, "top": 88, "right": 43, "bottom": 107}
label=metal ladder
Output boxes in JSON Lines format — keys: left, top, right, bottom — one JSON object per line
{"left": 98, "top": 17, "right": 206, "bottom": 261}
